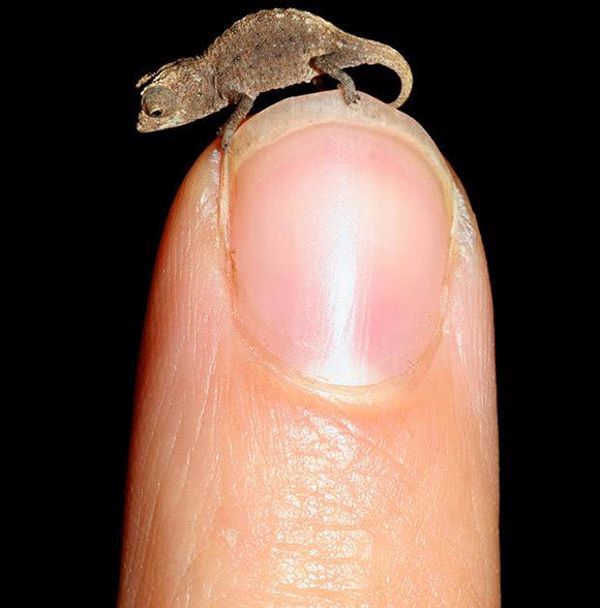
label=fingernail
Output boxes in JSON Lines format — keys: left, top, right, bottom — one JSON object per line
{"left": 230, "top": 121, "right": 450, "bottom": 386}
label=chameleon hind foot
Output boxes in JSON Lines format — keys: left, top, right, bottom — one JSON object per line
{"left": 310, "top": 53, "right": 360, "bottom": 105}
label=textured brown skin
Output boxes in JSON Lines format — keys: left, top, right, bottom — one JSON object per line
{"left": 136, "top": 8, "right": 413, "bottom": 146}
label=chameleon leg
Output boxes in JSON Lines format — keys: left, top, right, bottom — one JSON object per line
{"left": 310, "top": 53, "right": 360, "bottom": 105}
{"left": 219, "top": 92, "right": 256, "bottom": 148}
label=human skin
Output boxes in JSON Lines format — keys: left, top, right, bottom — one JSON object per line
{"left": 119, "top": 92, "right": 500, "bottom": 606}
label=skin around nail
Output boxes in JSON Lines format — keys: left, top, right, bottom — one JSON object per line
{"left": 119, "top": 92, "right": 499, "bottom": 606}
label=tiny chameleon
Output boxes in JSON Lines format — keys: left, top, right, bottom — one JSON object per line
{"left": 136, "top": 8, "right": 413, "bottom": 148}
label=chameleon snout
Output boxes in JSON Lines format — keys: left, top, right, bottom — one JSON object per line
{"left": 136, "top": 112, "right": 178, "bottom": 133}
{"left": 136, "top": 112, "right": 156, "bottom": 133}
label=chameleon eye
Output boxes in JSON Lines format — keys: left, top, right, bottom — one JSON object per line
{"left": 142, "top": 86, "right": 177, "bottom": 119}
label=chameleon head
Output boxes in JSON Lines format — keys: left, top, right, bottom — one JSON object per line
{"left": 136, "top": 57, "right": 224, "bottom": 132}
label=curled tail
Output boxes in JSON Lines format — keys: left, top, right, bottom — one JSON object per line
{"left": 361, "top": 39, "right": 413, "bottom": 108}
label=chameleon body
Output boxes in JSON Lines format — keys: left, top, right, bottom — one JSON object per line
{"left": 136, "top": 8, "right": 413, "bottom": 147}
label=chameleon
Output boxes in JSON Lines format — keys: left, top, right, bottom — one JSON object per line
{"left": 136, "top": 8, "right": 413, "bottom": 148}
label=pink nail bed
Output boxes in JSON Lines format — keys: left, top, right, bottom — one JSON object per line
{"left": 230, "top": 123, "right": 450, "bottom": 386}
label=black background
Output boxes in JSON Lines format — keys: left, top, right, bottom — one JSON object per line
{"left": 63, "top": 2, "right": 563, "bottom": 605}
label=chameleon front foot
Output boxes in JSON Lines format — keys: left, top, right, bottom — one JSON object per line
{"left": 219, "top": 92, "right": 256, "bottom": 148}
{"left": 217, "top": 123, "right": 234, "bottom": 149}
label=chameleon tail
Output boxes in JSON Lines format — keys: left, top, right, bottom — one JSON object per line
{"left": 363, "top": 40, "right": 413, "bottom": 108}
